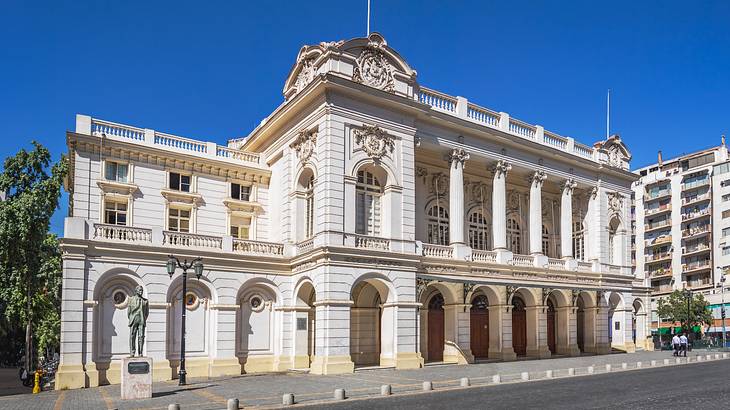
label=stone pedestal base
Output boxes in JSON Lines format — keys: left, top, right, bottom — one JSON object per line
{"left": 394, "top": 352, "right": 424, "bottom": 369}
{"left": 527, "top": 346, "right": 552, "bottom": 359}
{"left": 310, "top": 355, "right": 355, "bottom": 375}
{"left": 210, "top": 358, "right": 241, "bottom": 377}
{"left": 121, "top": 357, "right": 152, "bottom": 400}
{"left": 55, "top": 364, "right": 87, "bottom": 390}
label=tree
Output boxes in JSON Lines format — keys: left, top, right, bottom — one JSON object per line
{"left": 0, "top": 142, "right": 66, "bottom": 371}
{"left": 656, "top": 290, "right": 713, "bottom": 334}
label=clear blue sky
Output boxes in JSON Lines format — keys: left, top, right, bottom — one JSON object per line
{"left": 2, "top": 0, "right": 729, "bottom": 235}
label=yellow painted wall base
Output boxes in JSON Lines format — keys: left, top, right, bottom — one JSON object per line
{"left": 151, "top": 359, "right": 173, "bottom": 382}
{"left": 612, "top": 342, "right": 636, "bottom": 353}
{"left": 55, "top": 364, "right": 87, "bottom": 390}
{"left": 489, "top": 347, "right": 517, "bottom": 361}
{"left": 596, "top": 343, "right": 612, "bottom": 354}
{"left": 527, "top": 346, "right": 552, "bottom": 359}
{"left": 394, "top": 352, "right": 424, "bottom": 369}
{"left": 310, "top": 355, "right": 355, "bottom": 375}
{"left": 210, "top": 358, "right": 241, "bottom": 377}
{"left": 292, "top": 355, "right": 311, "bottom": 369}
{"left": 242, "top": 355, "right": 276, "bottom": 373}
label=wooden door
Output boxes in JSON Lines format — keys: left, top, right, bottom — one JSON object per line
{"left": 470, "top": 295, "right": 490, "bottom": 359}
{"left": 577, "top": 308, "right": 585, "bottom": 352}
{"left": 547, "top": 300, "right": 556, "bottom": 354}
{"left": 512, "top": 297, "right": 527, "bottom": 356}
{"left": 427, "top": 294, "right": 445, "bottom": 362}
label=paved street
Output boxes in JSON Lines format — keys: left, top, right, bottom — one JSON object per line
{"left": 0, "top": 350, "right": 725, "bottom": 409}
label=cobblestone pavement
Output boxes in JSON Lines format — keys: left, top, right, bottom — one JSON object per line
{"left": 0, "top": 350, "right": 723, "bottom": 410}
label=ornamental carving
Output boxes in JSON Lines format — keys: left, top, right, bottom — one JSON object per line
{"left": 562, "top": 179, "right": 577, "bottom": 195}
{"left": 416, "top": 166, "right": 428, "bottom": 184}
{"left": 571, "top": 289, "right": 581, "bottom": 306}
{"left": 607, "top": 145, "right": 623, "bottom": 168}
{"left": 416, "top": 278, "right": 431, "bottom": 300}
{"left": 608, "top": 191, "right": 623, "bottom": 214}
{"left": 507, "top": 191, "right": 520, "bottom": 211}
{"left": 471, "top": 183, "right": 490, "bottom": 203}
{"left": 353, "top": 124, "right": 395, "bottom": 160}
{"left": 446, "top": 148, "right": 470, "bottom": 168}
{"left": 352, "top": 47, "right": 395, "bottom": 92}
{"left": 492, "top": 160, "right": 511, "bottom": 178}
{"left": 430, "top": 173, "right": 449, "bottom": 196}
{"left": 541, "top": 199, "right": 552, "bottom": 218}
{"left": 530, "top": 171, "right": 547, "bottom": 187}
{"left": 542, "top": 288, "right": 554, "bottom": 305}
{"left": 590, "top": 186, "right": 599, "bottom": 199}
{"left": 293, "top": 57, "right": 316, "bottom": 93}
{"left": 290, "top": 129, "right": 317, "bottom": 162}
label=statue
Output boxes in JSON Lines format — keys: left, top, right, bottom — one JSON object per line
{"left": 127, "top": 285, "right": 149, "bottom": 357}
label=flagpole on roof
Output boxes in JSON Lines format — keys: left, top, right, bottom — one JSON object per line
{"left": 606, "top": 89, "right": 611, "bottom": 139}
{"left": 367, "top": 0, "right": 371, "bottom": 36}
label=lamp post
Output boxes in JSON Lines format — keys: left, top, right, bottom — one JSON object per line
{"left": 166, "top": 255, "right": 204, "bottom": 386}
{"left": 720, "top": 275, "right": 727, "bottom": 350}
{"left": 682, "top": 288, "right": 692, "bottom": 337}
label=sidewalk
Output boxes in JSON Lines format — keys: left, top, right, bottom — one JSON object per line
{"left": 0, "top": 350, "right": 720, "bottom": 410}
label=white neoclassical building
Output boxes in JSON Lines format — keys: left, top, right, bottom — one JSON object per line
{"left": 57, "top": 33, "right": 651, "bottom": 390}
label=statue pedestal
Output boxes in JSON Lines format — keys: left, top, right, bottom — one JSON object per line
{"left": 121, "top": 357, "right": 153, "bottom": 400}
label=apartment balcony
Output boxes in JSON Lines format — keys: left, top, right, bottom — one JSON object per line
{"left": 648, "top": 268, "right": 672, "bottom": 278}
{"left": 644, "top": 235, "right": 672, "bottom": 248}
{"left": 651, "top": 284, "right": 674, "bottom": 295}
{"left": 682, "top": 261, "right": 712, "bottom": 274}
{"left": 682, "top": 244, "right": 711, "bottom": 257}
{"left": 681, "top": 209, "right": 711, "bottom": 223}
{"left": 682, "top": 179, "right": 710, "bottom": 191}
{"left": 682, "top": 226, "right": 711, "bottom": 239}
{"left": 644, "top": 191, "right": 671, "bottom": 202}
{"left": 682, "top": 193, "right": 711, "bottom": 206}
{"left": 645, "top": 204, "right": 672, "bottom": 217}
{"left": 645, "top": 253, "right": 672, "bottom": 264}
{"left": 644, "top": 221, "right": 672, "bottom": 233}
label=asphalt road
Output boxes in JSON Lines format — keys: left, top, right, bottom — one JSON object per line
{"left": 302, "top": 360, "right": 730, "bottom": 410}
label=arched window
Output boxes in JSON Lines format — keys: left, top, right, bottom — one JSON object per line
{"left": 542, "top": 225, "right": 550, "bottom": 257}
{"left": 608, "top": 218, "right": 621, "bottom": 265}
{"left": 304, "top": 174, "right": 315, "bottom": 238}
{"left": 507, "top": 217, "right": 521, "bottom": 254}
{"left": 356, "top": 170, "right": 383, "bottom": 235}
{"left": 573, "top": 221, "right": 585, "bottom": 261}
{"left": 468, "top": 210, "right": 489, "bottom": 250}
{"left": 427, "top": 205, "right": 449, "bottom": 245}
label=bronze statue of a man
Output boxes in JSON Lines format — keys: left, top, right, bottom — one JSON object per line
{"left": 127, "top": 285, "right": 149, "bottom": 357}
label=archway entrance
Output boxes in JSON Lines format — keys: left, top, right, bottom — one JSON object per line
{"left": 470, "top": 294, "right": 489, "bottom": 359}
{"left": 547, "top": 298, "right": 557, "bottom": 355}
{"left": 350, "top": 282, "right": 383, "bottom": 366}
{"left": 294, "top": 282, "right": 316, "bottom": 369}
{"left": 512, "top": 296, "right": 527, "bottom": 356}
{"left": 427, "top": 293, "right": 445, "bottom": 362}
{"left": 577, "top": 296, "right": 585, "bottom": 353}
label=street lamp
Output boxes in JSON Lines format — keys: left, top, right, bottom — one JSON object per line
{"left": 166, "top": 255, "right": 204, "bottom": 386}
{"left": 719, "top": 274, "right": 727, "bottom": 350}
{"left": 682, "top": 288, "right": 692, "bottom": 337}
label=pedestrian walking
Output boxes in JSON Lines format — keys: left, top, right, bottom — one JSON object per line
{"left": 680, "top": 333, "right": 688, "bottom": 357}
{"left": 672, "top": 334, "right": 681, "bottom": 356}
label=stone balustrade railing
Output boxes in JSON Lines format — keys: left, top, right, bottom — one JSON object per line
{"left": 354, "top": 235, "right": 390, "bottom": 250}
{"left": 297, "top": 238, "right": 314, "bottom": 254}
{"left": 577, "top": 261, "right": 594, "bottom": 272}
{"left": 512, "top": 254, "right": 535, "bottom": 267}
{"left": 472, "top": 249, "right": 497, "bottom": 263}
{"left": 417, "top": 88, "right": 598, "bottom": 163}
{"left": 93, "top": 224, "right": 152, "bottom": 244}
{"left": 547, "top": 258, "right": 565, "bottom": 270}
{"left": 163, "top": 231, "right": 222, "bottom": 250}
{"left": 423, "top": 243, "right": 454, "bottom": 258}
{"left": 83, "top": 116, "right": 261, "bottom": 167}
{"left": 233, "top": 239, "right": 284, "bottom": 256}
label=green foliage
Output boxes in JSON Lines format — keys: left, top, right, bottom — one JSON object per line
{"left": 0, "top": 142, "right": 67, "bottom": 365}
{"left": 656, "top": 290, "right": 713, "bottom": 333}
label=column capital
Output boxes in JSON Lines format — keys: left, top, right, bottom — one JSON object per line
{"left": 491, "top": 160, "right": 512, "bottom": 178}
{"left": 562, "top": 178, "right": 577, "bottom": 194}
{"left": 528, "top": 171, "right": 547, "bottom": 188}
{"left": 590, "top": 186, "right": 599, "bottom": 199}
{"left": 446, "top": 148, "right": 470, "bottom": 167}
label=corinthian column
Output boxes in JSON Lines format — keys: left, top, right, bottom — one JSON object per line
{"left": 529, "top": 171, "right": 547, "bottom": 255}
{"left": 492, "top": 160, "right": 511, "bottom": 251}
{"left": 447, "top": 149, "right": 469, "bottom": 245}
{"left": 561, "top": 179, "right": 577, "bottom": 259}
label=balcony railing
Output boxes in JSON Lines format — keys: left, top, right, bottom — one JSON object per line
{"left": 645, "top": 235, "right": 672, "bottom": 247}
{"left": 644, "top": 221, "right": 672, "bottom": 232}
{"left": 644, "top": 190, "right": 671, "bottom": 201}
{"left": 682, "top": 179, "right": 710, "bottom": 191}
{"left": 93, "top": 224, "right": 152, "bottom": 244}
{"left": 682, "top": 193, "right": 711, "bottom": 205}
{"left": 423, "top": 243, "right": 454, "bottom": 258}
{"left": 547, "top": 258, "right": 565, "bottom": 270}
{"left": 682, "top": 226, "right": 711, "bottom": 238}
{"left": 163, "top": 231, "right": 222, "bottom": 250}
{"left": 512, "top": 254, "right": 534, "bottom": 267}
{"left": 681, "top": 209, "right": 711, "bottom": 221}
{"left": 646, "top": 253, "right": 672, "bottom": 263}
{"left": 648, "top": 269, "right": 672, "bottom": 278}
{"left": 577, "top": 261, "right": 593, "bottom": 272}
{"left": 232, "top": 239, "right": 284, "bottom": 256}
{"left": 354, "top": 235, "right": 390, "bottom": 250}
{"left": 682, "top": 261, "right": 712, "bottom": 272}
{"left": 682, "top": 244, "right": 710, "bottom": 255}
{"left": 472, "top": 250, "right": 497, "bottom": 263}
{"left": 645, "top": 204, "right": 671, "bottom": 216}
{"left": 297, "top": 238, "right": 314, "bottom": 254}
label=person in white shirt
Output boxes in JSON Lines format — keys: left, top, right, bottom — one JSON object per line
{"left": 679, "top": 333, "right": 687, "bottom": 357}
{"left": 672, "top": 334, "right": 681, "bottom": 356}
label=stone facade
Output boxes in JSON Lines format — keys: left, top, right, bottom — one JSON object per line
{"left": 57, "top": 33, "right": 650, "bottom": 390}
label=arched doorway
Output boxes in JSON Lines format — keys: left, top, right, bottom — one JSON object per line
{"left": 547, "top": 298, "right": 557, "bottom": 355}
{"left": 512, "top": 296, "right": 527, "bottom": 356}
{"left": 427, "top": 293, "right": 445, "bottom": 362}
{"left": 470, "top": 294, "right": 489, "bottom": 359}
{"left": 577, "top": 295, "right": 585, "bottom": 353}
{"left": 293, "top": 281, "right": 316, "bottom": 369}
{"left": 351, "top": 281, "right": 383, "bottom": 366}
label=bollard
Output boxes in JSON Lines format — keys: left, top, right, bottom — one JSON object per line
{"left": 521, "top": 372, "right": 529, "bottom": 381}
{"left": 168, "top": 405, "right": 180, "bottom": 410}
{"left": 282, "top": 394, "right": 295, "bottom": 406}
{"left": 545, "top": 370, "right": 553, "bottom": 379}
{"left": 227, "top": 398, "right": 239, "bottom": 410}
{"left": 706, "top": 354, "right": 712, "bottom": 360}
{"left": 724, "top": 353, "right": 728, "bottom": 359}
{"left": 715, "top": 354, "right": 720, "bottom": 360}
{"left": 664, "top": 358, "right": 670, "bottom": 365}
{"left": 334, "top": 389, "right": 346, "bottom": 400}
{"left": 587, "top": 366, "right": 594, "bottom": 374}
{"left": 381, "top": 385, "right": 392, "bottom": 396}
{"left": 637, "top": 361, "right": 642, "bottom": 368}
{"left": 460, "top": 377, "right": 470, "bottom": 387}
{"left": 423, "top": 381, "right": 433, "bottom": 391}
{"left": 651, "top": 360, "right": 657, "bottom": 366}
{"left": 621, "top": 363, "right": 627, "bottom": 370}
{"left": 568, "top": 368, "right": 575, "bottom": 376}
{"left": 605, "top": 364, "right": 611, "bottom": 372}
{"left": 492, "top": 374, "right": 501, "bottom": 384}
{"left": 697, "top": 355, "right": 703, "bottom": 362}
{"left": 676, "top": 357, "right": 681, "bottom": 364}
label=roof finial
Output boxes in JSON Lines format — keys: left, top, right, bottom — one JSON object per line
{"left": 722, "top": 134, "right": 726, "bottom": 147}
{"left": 658, "top": 150, "right": 663, "bottom": 166}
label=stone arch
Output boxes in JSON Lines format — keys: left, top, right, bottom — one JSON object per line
{"left": 350, "top": 157, "right": 399, "bottom": 187}
{"left": 292, "top": 278, "right": 316, "bottom": 369}
{"left": 93, "top": 268, "right": 144, "bottom": 385}
{"left": 472, "top": 284, "right": 503, "bottom": 306}
{"left": 294, "top": 166, "right": 317, "bottom": 242}
{"left": 576, "top": 291, "right": 598, "bottom": 353}
{"left": 466, "top": 205, "right": 492, "bottom": 251}
{"left": 607, "top": 215, "right": 624, "bottom": 265}
{"left": 235, "top": 279, "right": 280, "bottom": 373}
{"left": 506, "top": 212, "right": 524, "bottom": 254}
{"left": 350, "top": 274, "right": 397, "bottom": 367}
{"left": 608, "top": 292, "right": 626, "bottom": 348}
{"left": 633, "top": 298, "right": 647, "bottom": 350}
{"left": 469, "top": 290, "right": 490, "bottom": 360}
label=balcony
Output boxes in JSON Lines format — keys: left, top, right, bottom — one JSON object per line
{"left": 645, "top": 235, "right": 672, "bottom": 248}
{"left": 682, "top": 225, "right": 711, "bottom": 239}
{"left": 354, "top": 235, "right": 390, "bottom": 251}
{"left": 645, "top": 204, "right": 672, "bottom": 217}
{"left": 682, "top": 244, "right": 711, "bottom": 257}
{"left": 644, "top": 221, "right": 672, "bottom": 233}
{"left": 644, "top": 190, "right": 671, "bottom": 202}
{"left": 682, "top": 179, "right": 710, "bottom": 191}
{"left": 648, "top": 268, "right": 672, "bottom": 278}
{"left": 645, "top": 253, "right": 672, "bottom": 264}
{"left": 651, "top": 284, "right": 674, "bottom": 294}
{"left": 682, "top": 261, "right": 712, "bottom": 274}
{"left": 681, "top": 209, "right": 711, "bottom": 223}
{"left": 682, "top": 193, "right": 711, "bottom": 206}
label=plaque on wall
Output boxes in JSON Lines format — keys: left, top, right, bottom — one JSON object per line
{"left": 128, "top": 361, "right": 150, "bottom": 375}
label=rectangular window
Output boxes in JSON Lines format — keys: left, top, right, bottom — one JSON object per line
{"left": 229, "top": 216, "right": 251, "bottom": 239}
{"left": 722, "top": 179, "right": 730, "bottom": 188}
{"left": 105, "top": 161, "right": 128, "bottom": 183}
{"left": 723, "top": 227, "right": 730, "bottom": 237}
{"left": 231, "top": 183, "right": 251, "bottom": 201}
{"left": 723, "top": 194, "right": 730, "bottom": 202}
{"left": 716, "top": 162, "right": 730, "bottom": 176}
{"left": 723, "top": 210, "right": 730, "bottom": 219}
{"left": 104, "top": 200, "right": 127, "bottom": 225}
{"left": 168, "top": 208, "right": 190, "bottom": 232}
{"left": 169, "top": 172, "right": 191, "bottom": 192}
{"left": 723, "top": 247, "right": 730, "bottom": 256}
